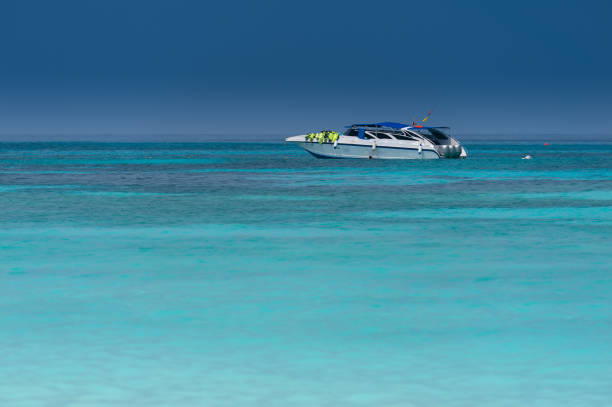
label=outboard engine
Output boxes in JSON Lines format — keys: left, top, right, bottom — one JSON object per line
{"left": 435, "top": 143, "right": 463, "bottom": 158}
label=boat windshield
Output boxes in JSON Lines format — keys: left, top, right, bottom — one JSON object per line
{"left": 344, "top": 128, "right": 359, "bottom": 137}
{"left": 411, "top": 127, "right": 451, "bottom": 145}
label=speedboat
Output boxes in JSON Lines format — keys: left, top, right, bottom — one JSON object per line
{"left": 285, "top": 122, "right": 467, "bottom": 159}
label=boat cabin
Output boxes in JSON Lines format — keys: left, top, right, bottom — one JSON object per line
{"left": 343, "top": 122, "right": 452, "bottom": 145}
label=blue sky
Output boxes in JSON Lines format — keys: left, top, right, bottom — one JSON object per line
{"left": 0, "top": 0, "right": 611, "bottom": 138}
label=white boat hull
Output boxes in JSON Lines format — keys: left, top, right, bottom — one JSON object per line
{"left": 297, "top": 141, "right": 440, "bottom": 159}
{"left": 286, "top": 133, "right": 467, "bottom": 160}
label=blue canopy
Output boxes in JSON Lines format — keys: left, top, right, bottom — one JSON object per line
{"left": 345, "top": 122, "right": 449, "bottom": 130}
{"left": 375, "top": 122, "right": 410, "bottom": 129}
{"left": 347, "top": 122, "right": 410, "bottom": 129}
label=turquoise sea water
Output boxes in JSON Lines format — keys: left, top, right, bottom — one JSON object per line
{"left": 1, "top": 142, "right": 611, "bottom": 406}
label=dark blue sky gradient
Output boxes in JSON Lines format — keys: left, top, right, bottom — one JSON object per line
{"left": 1, "top": 0, "right": 611, "bottom": 138}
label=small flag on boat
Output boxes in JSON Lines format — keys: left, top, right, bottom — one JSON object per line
{"left": 422, "top": 110, "right": 432, "bottom": 122}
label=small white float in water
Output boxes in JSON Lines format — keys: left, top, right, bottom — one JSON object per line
{"left": 522, "top": 155, "right": 532, "bottom": 160}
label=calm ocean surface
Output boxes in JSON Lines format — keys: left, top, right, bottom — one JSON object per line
{"left": 1, "top": 141, "right": 611, "bottom": 406}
